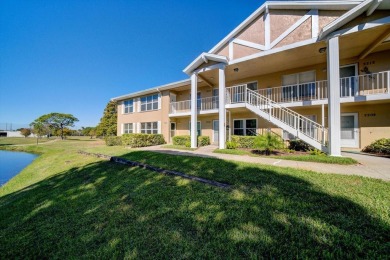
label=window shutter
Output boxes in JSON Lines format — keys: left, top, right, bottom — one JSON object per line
{"left": 157, "top": 121, "right": 161, "bottom": 134}
{"left": 137, "top": 122, "right": 141, "bottom": 133}
{"left": 121, "top": 124, "right": 124, "bottom": 135}
{"left": 158, "top": 93, "right": 162, "bottom": 110}
{"left": 121, "top": 101, "right": 125, "bottom": 114}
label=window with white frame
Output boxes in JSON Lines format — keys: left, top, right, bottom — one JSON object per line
{"left": 123, "top": 123, "right": 133, "bottom": 134}
{"left": 281, "top": 71, "right": 316, "bottom": 100}
{"left": 233, "top": 119, "right": 257, "bottom": 136}
{"left": 123, "top": 99, "right": 134, "bottom": 114}
{"left": 140, "top": 94, "right": 159, "bottom": 111}
{"left": 140, "top": 122, "right": 158, "bottom": 134}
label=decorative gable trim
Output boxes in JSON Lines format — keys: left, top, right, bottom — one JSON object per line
{"left": 183, "top": 53, "right": 228, "bottom": 75}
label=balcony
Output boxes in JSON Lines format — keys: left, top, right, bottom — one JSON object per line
{"left": 256, "top": 70, "right": 390, "bottom": 104}
{"left": 169, "top": 96, "right": 219, "bottom": 116}
{"left": 169, "top": 70, "right": 390, "bottom": 116}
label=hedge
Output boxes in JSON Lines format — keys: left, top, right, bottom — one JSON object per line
{"left": 122, "top": 133, "right": 165, "bottom": 148}
{"left": 172, "top": 135, "right": 210, "bottom": 147}
{"left": 105, "top": 136, "right": 122, "bottom": 146}
{"left": 362, "top": 138, "right": 390, "bottom": 155}
{"left": 231, "top": 135, "right": 256, "bottom": 148}
{"left": 288, "top": 139, "right": 313, "bottom": 152}
{"left": 172, "top": 135, "right": 190, "bottom": 146}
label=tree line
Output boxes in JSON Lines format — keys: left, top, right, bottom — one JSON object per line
{"left": 25, "top": 101, "right": 117, "bottom": 143}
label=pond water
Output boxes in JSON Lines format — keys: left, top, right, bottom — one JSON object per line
{"left": 0, "top": 150, "right": 38, "bottom": 186}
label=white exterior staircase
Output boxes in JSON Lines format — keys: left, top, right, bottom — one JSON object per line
{"left": 227, "top": 86, "right": 328, "bottom": 152}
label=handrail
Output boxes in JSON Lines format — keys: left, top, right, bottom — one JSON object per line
{"left": 246, "top": 88, "right": 327, "bottom": 145}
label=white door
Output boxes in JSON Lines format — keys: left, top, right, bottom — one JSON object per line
{"left": 213, "top": 120, "right": 219, "bottom": 145}
{"left": 341, "top": 113, "right": 359, "bottom": 148}
{"left": 340, "top": 64, "right": 358, "bottom": 97}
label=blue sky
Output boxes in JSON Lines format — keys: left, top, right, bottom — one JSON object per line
{"left": 0, "top": 0, "right": 262, "bottom": 128}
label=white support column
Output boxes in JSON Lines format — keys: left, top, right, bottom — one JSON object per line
{"left": 321, "top": 104, "right": 325, "bottom": 127}
{"left": 190, "top": 73, "right": 198, "bottom": 148}
{"left": 327, "top": 37, "right": 341, "bottom": 156}
{"left": 218, "top": 65, "right": 226, "bottom": 149}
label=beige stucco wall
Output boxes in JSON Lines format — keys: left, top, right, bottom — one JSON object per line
{"left": 236, "top": 14, "right": 265, "bottom": 45}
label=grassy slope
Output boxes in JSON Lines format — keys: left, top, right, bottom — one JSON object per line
{"left": 0, "top": 140, "right": 389, "bottom": 258}
{"left": 214, "top": 149, "right": 358, "bottom": 165}
{"left": 0, "top": 137, "right": 54, "bottom": 146}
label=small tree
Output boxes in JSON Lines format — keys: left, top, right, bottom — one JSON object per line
{"left": 96, "top": 101, "right": 117, "bottom": 137}
{"left": 30, "top": 121, "right": 47, "bottom": 144}
{"left": 35, "top": 113, "right": 79, "bottom": 140}
{"left": 82, "top": 127, "right": 96, "bottom": 139}
{"left": 254, "top": 132, "right": 284, "bottom": 155}
{"left": 20, "top": 128, "right": 31, "bottom": 138}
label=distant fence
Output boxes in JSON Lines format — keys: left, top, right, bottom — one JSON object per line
{"left": 0, "top": 123, "right": 30, "bottom": 131}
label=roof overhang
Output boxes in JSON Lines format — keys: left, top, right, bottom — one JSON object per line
{"left": 111, "top": 79, "right": 190, "bottom": 102}
{"left": 319, "top": 0, "right": 376, "bottom": 39}
{"left": 183, "top": 52, "right": 229, "bottom": 75}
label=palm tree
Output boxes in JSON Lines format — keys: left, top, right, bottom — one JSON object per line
{"left": 254, "top": 132, "right": 284, "bottom": 155}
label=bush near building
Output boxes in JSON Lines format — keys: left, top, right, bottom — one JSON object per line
{"left": 362, "top": 138, "right": 390, "bottom": 155}
{"left": 122, "top": 133, "right": 165, "bottom": 148}
{"left": 173, "top": 135, "right": 210, "bottom": 147}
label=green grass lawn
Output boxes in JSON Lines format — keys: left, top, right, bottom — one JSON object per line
{"left": 0, "top": 137, "right": 55, "bottom": 146}
{"left": 214, "top": 149, "right": 358, "bottom": 165}
{"left": 0, "top": 140, "right": 389, "bottom": 258}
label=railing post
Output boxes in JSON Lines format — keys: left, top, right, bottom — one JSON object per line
{"left": 244, "top": 85, "right": 247, "bottom": 103}
{"left": 387, "top": 71, "right": 390, "bottom": 94}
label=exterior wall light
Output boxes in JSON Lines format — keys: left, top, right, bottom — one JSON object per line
{"left": 234, "top": 68, "right": 239, "bottom": 72}
{"left": 319, "top": 47, "right": 327, "bottom": 53}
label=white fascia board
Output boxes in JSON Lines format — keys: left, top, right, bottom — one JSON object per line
{"left": 111, "top": 79, "right": 190, "bottom": 102}
{"left": 183, "top": 52, "right": 228, "bottom": 75}
{"left": 318, "top": 0, "right": 374, "bottom": 40}
{"left": 208, "top": 1, "right": 361, "bottom": 56}
{"left": 367, "top": 0, "right": 382, "bottom": 16}
{"left": 325, "top": 16, "right": 390, "bottom": 39}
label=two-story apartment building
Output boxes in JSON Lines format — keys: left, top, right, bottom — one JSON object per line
{"left": 112, "top": 0, "right": 390, "bottom": 156}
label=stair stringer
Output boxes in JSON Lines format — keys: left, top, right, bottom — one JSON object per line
{"left": 245, "top": 103, "right": 328, "bottom": 152}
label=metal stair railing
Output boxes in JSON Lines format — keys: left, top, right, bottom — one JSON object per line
{"left": 246, "top": 88, "right": 328, "bottom": 147}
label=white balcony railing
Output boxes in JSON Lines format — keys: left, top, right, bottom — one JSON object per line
{"left": 256, "top": 70, "right": 389, "bottom": 103}
{"left": 170, "top": 71, "right": 390, "bottom": 115}
{"left": 169, "top": 96, "right": 219, "bottom": 114}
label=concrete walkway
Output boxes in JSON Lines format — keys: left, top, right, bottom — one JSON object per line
{"left": 137, "top": 145, "right": 390, "bottom": 181}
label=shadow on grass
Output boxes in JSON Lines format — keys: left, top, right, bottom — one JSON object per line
{"left": 0, "top": 151, "right": 389, "bottom": 258}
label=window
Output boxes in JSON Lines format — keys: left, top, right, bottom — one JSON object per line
{"left": 123, "top": 123, "right": 133, "bottom": 134}
{"left": 189, "top": 121, "right": 201, "bottom": 136}
{"left": 247, "top": 82, "right": 258, "bottom": 91}
{"left": 233, "top": 119, "right": 257, "bottom": 136}
{"left": 282, "top": 71, "right": 316, "bottom": 100}
{"left": 123, "top": 99, "right": 133, "bottom": 113}
{"left": 140, "top": 94, "right": 159, "bottom": 111}
{"left": 140, "top": 122, "right": 158, "bottom": 134}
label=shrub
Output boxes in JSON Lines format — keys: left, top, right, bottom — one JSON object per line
{"left": 362, "top": 138, "right": 390, "bottom": 155}
{"left": 173, "top": 135, "right": 190, "bottom": 146}
{"left": 226, "top": 141, "right": 238, "bottom": 149}
{"left": 173, "top": 135, "right": 210, "bottom": 147}
{"left": 198, "top": 136, "right": 210, "bottom": 147}
{"left": 289, "top": 139, "right": 313, "bottom": 152}
{"left": 105, "top": 136, "right": 122, "bottom": 146}
{"left": 309, "top": 149, "right": 326, "bottom": 156}
{"left": 231, "top": 135, "right": 256, "bottom": 148}
{"left": 122, "top": 133, "right": 165, "bottom": 147}
{"left": 254, "top": 133, "right": 284, "bottom": 155}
